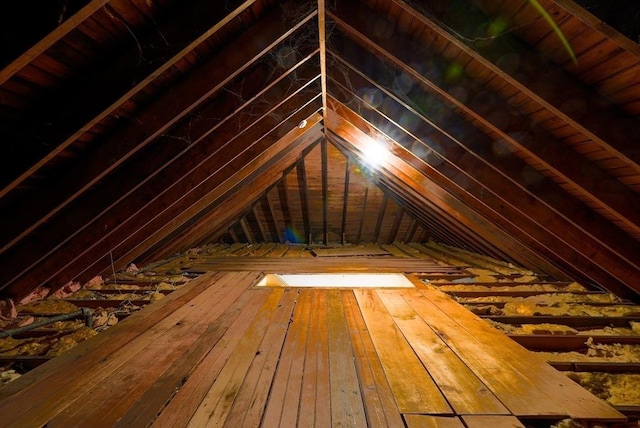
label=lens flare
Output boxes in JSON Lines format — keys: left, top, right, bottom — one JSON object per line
{"left": 364, "top": 141, "right": 390, "bottom": 169}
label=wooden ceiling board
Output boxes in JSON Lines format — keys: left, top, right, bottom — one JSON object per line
{"left": 326, "top": 44, "right": 640, "bottom": 275}
{"left": 0, "top": 0, "right": 638, "bottom": 301}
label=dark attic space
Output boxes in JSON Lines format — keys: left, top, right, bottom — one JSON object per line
{"left": 1, "top": 0, "right": 639, "bottom": 426}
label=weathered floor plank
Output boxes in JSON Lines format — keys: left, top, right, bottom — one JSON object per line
{"left": 376, "top": 289, "right": 509, "bottom": 415}
{"left": 186, "top": 288, "right": 298, "bottom": 426}
{"left": 0, "top": 271, "right": 222, "bottom": 402}
{"left": 149, "top": 286, "right": 281, "bottom": 427}
{"left": 116, "top": 286, "right": 270, "bottom": 427}
{"left": 0, "top": 271, "right": 625, "bottom": 426}
{"left": 404, "top": 415, "right": 465, "bottom": 428}
{"left": 353, "top": 288, "right": 453, "bottom": 415}
{"left": 0, "top": 272, "right": 246, "bottom": 428}
{"left": 46, "top": 273, "right": 263, "bottom": 427}
{"left": 327, "top": 289, "right": 368, "bottom": 426}
{"left": 460, "top": 415, "right": 525, "bottom": 428}
{"left": 298, "top": 289, "right": 332, "bottom": 428}
{"left": 224, "top": 287, "right": 303, "bottom": 427}
{"left": 408, "top": 286, "right": 625, "bottom": 420}
{"left": 400, "top": 287, "right": 568, "bottom": 417}
{"left": 342, "top": 290, "right": 405, "bottom": 428}
{"left": 261, "top": 288, "right": 313, "bottom": 427}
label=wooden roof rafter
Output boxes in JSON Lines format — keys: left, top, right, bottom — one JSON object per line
{"left": 1, "top": 0, "right": 639, "bottom": 300}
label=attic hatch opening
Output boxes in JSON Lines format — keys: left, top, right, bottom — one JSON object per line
{"left": 256, "top": 273, "right": 414, "bottom": 288}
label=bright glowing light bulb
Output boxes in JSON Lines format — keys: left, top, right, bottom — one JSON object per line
{"left": 364, "top": 141, "right": 389, "bottom": 168}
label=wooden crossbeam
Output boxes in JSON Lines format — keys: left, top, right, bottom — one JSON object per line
{"left": 0, "top": 0, "right": 111, "bottom": 86}
{"left": 373, "top": 194, "right": 388, "bottom": 243}
{"left": 262, "top": 192, "right": 283, "bottom": 243}
{"left": 321, "top": 138, "right": 329, "bottom": 245}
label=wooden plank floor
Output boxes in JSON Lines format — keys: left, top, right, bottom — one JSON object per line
{"left": 0, "top": 272, "right": 626, "bottom": 427}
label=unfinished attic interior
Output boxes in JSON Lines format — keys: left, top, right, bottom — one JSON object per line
{"left": 1, "top": 0, "right": 640, "bottom": 425}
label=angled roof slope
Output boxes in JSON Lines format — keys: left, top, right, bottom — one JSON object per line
{"left": 0, "top": 0, "right": 638, "bottom": 301}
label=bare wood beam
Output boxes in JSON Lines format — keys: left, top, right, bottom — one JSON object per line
{"left": 240, "top": 218, "right": 255, "bottom": 244}
{"left": 296, "top": 160, "right": 311, "bottom": 244}
{"left": 340, "top": 156, "right": 351, "bottom": 245}
{"left": 0, "top": 0, "right": 262, "bottom": 198}
{"left": 327, "top": 103, "right": 574, "bottom": 279}
{"left": 4, "top": 102, "right": 322, "bottom": 300}
{"left": 332, "top": 135, "right": 534, "bottom": 264}
{"left": 0, "top": 4, "right": 317, "bottom": 256}
{"left": 372, "top": 194, "right": 388, "bottom": 243}
{"left": 321, "top": 138, "right": 329, "bottom": 245}
{"left": 110, "top": 111, "right": 323, "bottom": 276}
{"left": 262, "top": 192, "right": 282, "bottom": 243}
{"left": 229, "top": 229, "right": 240, "bottom": 244}
{"left": 334, "top": 133, "right": 555, "bottom": 272}
{"left": 527, "top": 0, "right": 640, "bottom": 57}
{"left": 406, "top": 219, "right": 418, "bottom": 243}
{"left": 418, "top": 227, "right": 430, "bottom": 243}
{"left": 378, "top": 178, "right": 482, "bottom": 254}
{"left": 0, "top": 0, "right": 110, "bottom": 86}
{"left": 329, "top": 1, "right": 640, "bottom": 238}
{"left": 394, "top": 0, "right": 640, "bottom": 223}
{"left": 343, "top": 142, "right": 508, "bottom": 261}
{"left": 0, "top": 67, "right": 322, "bottom": 291}
{"left": 278, "top": 178, "right": 294, "bottom": 243}
{"left": 138, "top": 134, "right": 322, "bottom": 264}
{"left": 327, "top": 82, "right": 491, "bottom": 250}
{"left": 388, "top": 207, "right": 404, "bottom": 245}
{"left": 318, "top": 0, "right": 328, "bottom": 125}
{"left": 329, "top": 79, "right": 512, "bottom": 256}
{"left": 329, "top": 78, "right": 640, "bottom": 287}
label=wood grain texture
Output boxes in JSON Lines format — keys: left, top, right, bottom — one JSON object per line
{"left": 327, "top": 289, "right": 368, "bottom": 426}
{"left": 376, "top": 289, "right": 509, "bottom": 415}
{"left": 186, "top": 288, "right": 297, "bottom": 426}
{"left": 407, "top": 286, "right": 625, "bottom": 420}
{"left": 460, "top": 415, "right": 525, "bottom": 428}
{"left": 404, "top": 415, "right": 465, "bottom": 428}
{"left": 353, "top": 289, "right": 453, "bottom": 414}
{"left": 342, "top": 290, "right": 405, "bottom": 428}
